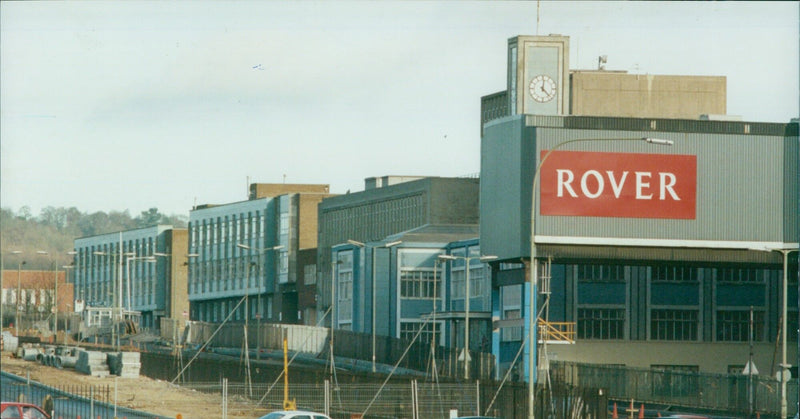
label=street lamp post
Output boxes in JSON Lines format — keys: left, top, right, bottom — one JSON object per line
{"left": 39, "top": 250, "right": 77, "bottom": 340}
{"left": 62, "top": 263, "right": 75, "bottom": 344}
{"left": 125, "top": 255, "right": 157, "bottom": 313}
{"left": 16, "top": 258, "right": 26, "bottom": 335}
{"left": 527, "top": 136, "right": 673, "bottom": 418}
{"left": 36, "top": 251, "right": 60, "bottom": 339}
{"left": 751, "top": 247, "right": 798, "bottom": 419}
{"left": 153, "top": 252, "right": 198, "bottom": 322}
{"left": 93, "top": 249, "right": 134, "bottom": 350}
{"left": 7, "top": 251, "right": 23, "bottom": 335}
{"left": 347, "top": 239, "right": 403, "bottom": 373}
{"left": 2, "top": 250, "right": 23, "bottom": 332}
{"left": 438, "top": 253, "right": 497, "bottom": 380}
{"left": 236, "top": 243, "right": 284, "bottom": 360}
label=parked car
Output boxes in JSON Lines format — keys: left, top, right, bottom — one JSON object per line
{"left": 0, "top": 402, "right": 50, "bottom": 419}
{"left": 257, "top": 411, "right": 330, "bottom": 419}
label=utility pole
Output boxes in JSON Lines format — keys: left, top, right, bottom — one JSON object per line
{"left": 16, "top": 259, "right": 26, "bottom": 335}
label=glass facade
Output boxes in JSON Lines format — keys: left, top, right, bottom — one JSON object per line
{"left": 187, "top": 198, "right": 288, "bottom": 323}
{"left": 494, "top": 261, "right": 793, "bottom": 344}
{"left": 73, "top": 226, "right": 174, "bottom": 330}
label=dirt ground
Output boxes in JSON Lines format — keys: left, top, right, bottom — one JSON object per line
{"left": 0, "top": 350, "right": 262, "bottom": 419}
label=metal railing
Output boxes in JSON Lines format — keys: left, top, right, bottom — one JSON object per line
{"left": 538, "top": 320, "right": 576, "bottom": 343}
{"left": 552, "top": 361, "right": 799, "bottom": 417}
{"left": 1, "top": 371, "right": 167, "bottom": 419}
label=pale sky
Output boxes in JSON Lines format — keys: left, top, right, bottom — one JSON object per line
{"left": 1, "top": 1, "right": 797, "bottom": 217}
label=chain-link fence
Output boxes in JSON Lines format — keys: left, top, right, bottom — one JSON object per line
{"left": 182, "top": 380, "right": 482, "bottom": 418}
{"left": 178, "top": 379, "right": 608, "bottom": 419}
{"left": 173, "top": 320, "right": 496, "bottom": 381}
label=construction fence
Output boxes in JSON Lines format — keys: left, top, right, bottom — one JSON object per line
{"left": 162, "top": 319, "right": 496, "bottom": 381}
{"left": 180, "top": 379, "right": 606, "bottom": 419}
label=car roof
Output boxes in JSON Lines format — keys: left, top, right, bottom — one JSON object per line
{"left": 0, "top": 402, "right": 50, "bottom": 418}
{"left": 1, "top": 402, "right": 44, "bottom": 407}
{"left": 261, "top": 411, "right": 330, "bottom": 418}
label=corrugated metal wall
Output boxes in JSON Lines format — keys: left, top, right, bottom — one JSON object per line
{"left": 480, "top": 115, "right": 799, "bottom": 261}
{"left": 527, "top": 117, "right": 798, "bottom": 245}
{"left": 535, "top": 129, "right": 792, "bottom": 244}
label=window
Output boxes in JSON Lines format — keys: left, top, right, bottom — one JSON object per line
{"left": 469, "top": 265, "right": 486, "bottom": 297}
{"left": 501, "top": 284, "right": 523, "bottom": 342}
{"left": 652, "top": 266, "right": 697, "bottom": 282}
{"left": 452, "top": 269, "right": 465, "bottom": 299}
{"left": 280, "top": 251, "right": 288, "bottom": 275}
{"left": 578, "top": 265, "right": 624, "bottom": 282}
{"left": 280, "top": 212, "right": 289, "bottom": 235}
{"left": 400, "top": 269, "right": 440, "bottom": 299}
{"left": 789, "top": 309, "right": 798, "bottom": 343}
{"left": 717, "top": 310, "right": 764, "bottom": 341}
{"left": 451, "top": 264, "right": 486, "bottom": 299}
{"left": 338, "top": 271, "right": 353, "bottom": 300}
{"left": 303, "top": 264, "right": 316, "bottom": 285}
{"left": 717, "top": 267, "right": 762, "bottom": 284}
{"left": 578, "top": 308, "right": 625, "bottom": 340}
{"left": 189, "top": 222, "right": 195, "bottom": 249}
{"left": 499, "top": 262, "right": 524, "bottom": 270}
{"left": 501, "top": 309, "right": 523, "bottom": 342}
{"left": 651, "top": 309, "right": 698, "bottom": 341}
{"left": 400, "top": 321, "right": 440, "bottom": 345}
{"left": 336, "top": 252, "right": 353, "bottom": 324}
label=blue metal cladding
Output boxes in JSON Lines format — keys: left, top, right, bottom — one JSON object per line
{"left": 480, "top": 115, "right": 799, "bottom": 262}
{"left": 716, "top": 284, "right": 765, "bottom": 307}
{"left": 548, "top": 264, "right": 568, "bottom": 322}
{"left": 651, "top": 283, "right": 700, "bottom": 305}
{"left": 578, "top": 282, "right": 626, "bottom": 305}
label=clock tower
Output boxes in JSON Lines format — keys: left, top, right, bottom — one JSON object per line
{"left": 508, "top": 35, "right": 570, "bottom": 116}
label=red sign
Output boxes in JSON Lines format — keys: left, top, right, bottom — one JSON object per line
{"left": 539, "top": 150, "right": 696, "bottom": 219}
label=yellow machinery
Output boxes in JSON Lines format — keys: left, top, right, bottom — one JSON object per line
{"left": 282, "top": 335, "right": 296, "bottom": 410}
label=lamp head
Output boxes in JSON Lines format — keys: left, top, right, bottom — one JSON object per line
{"left": 643, "top": 137, "right": 674, "bottom": 146}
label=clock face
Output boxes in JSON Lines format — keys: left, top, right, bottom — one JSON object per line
{"left": 529, "top": 75, "right": 557, "bottom": 103}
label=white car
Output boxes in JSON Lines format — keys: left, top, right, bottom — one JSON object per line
{"left": 258, "top": 411, "right": 331, "bottom": 419}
